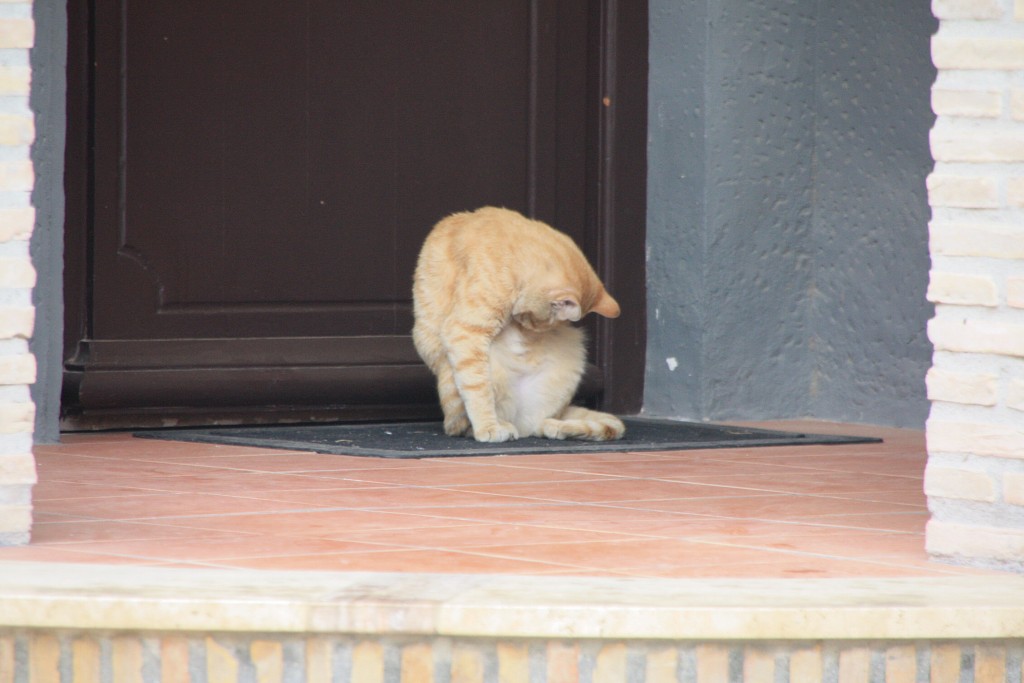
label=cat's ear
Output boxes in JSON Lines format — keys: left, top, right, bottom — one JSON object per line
{"left": 551, "top": 295, "right": 582, "bottom": 322}
{"left": 591, "top": 289, "right": 620, "bottom": 318}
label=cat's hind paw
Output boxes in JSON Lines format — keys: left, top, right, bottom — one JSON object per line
{"left": 541, "top": 410, "right": 625, "bottom": 441}
{"left": 472, "top": 420, "right": 519, "bottom": 443}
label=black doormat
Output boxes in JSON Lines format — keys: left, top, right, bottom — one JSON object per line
{"left": 133, "top": 418, "right": 880, "bottom": 458}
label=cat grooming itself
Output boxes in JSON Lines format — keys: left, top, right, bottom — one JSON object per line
{"left": 412, "top": 207, "right": 625, "bottom": 443}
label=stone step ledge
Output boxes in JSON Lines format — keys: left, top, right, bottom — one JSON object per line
{"left": 1, "top": 561, "right": 1022, "bottom": 641}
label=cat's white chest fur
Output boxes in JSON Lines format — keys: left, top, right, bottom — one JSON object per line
{"left": 489, "top": 322, "right": 586, "bottom": 435}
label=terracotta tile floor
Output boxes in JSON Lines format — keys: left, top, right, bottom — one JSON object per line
{"left": 2, "top": 420, "right": 999, "bottom": 578}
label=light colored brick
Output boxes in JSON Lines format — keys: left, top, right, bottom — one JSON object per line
{"left": 975, "top": 645, "right": 1007, "bottom": 683}
{"left": 927, "top": 419, "right": 1024, "bottom": 458}
{"left": 928, "top": 519, "right": 1024, "bottom": 563}
{"left": 0, "top": 66, "right": 29, "bottom": 95}
{"left": 205, "top": 638, "right": 239, "bottom": 683}
{"left": 884, "top": 646, "right": 916, "bottom": 683}
{"left": 160, "top": 636, "right": 190, "bottom": 683}
{"left": 0, "top": 114, "right": 31, "bottom": 146}
{"left": 924, "top": 464, "right": 997, "bottom": 502}
{"left": 931, "top": 129, "right": 1024, "bottom": 162}
{"left": 838, "top": 646, "right": 870, "bottom": 683}
{"left": 926, "top": 367, "right": 998, "bottom": 405}
{"left": 0, "top": 259, "right": 35, "bottom": 288}
{"left": 72, "top": 637, "right": 101, "bottom": 683}
{"left": 931, "top": 221, "right": 1024, "bottom": 258}
{"left": 789, "top": 647, "right": 822, "bottom": 682}
{"left": 29, "top": 634, "right": 59, "bottom": 683}
{"left": 251, "top": 640, "right": 283, "bottom": 683}
{"left": 1007, "top": 176, "right": 1024, "bottom": 206}
{"left": 1004, "top": 472, "right": 1024, "bottom": 505}
{"left": 1007, "top": 277, "right": 1024, "bottom": 308}
{"left": 547, "top": 643, "right": 578, "bottom": 683}
{"left": 696, "top": 645, "right": 729, "bottom": 683}
{"left": 354, "top": 642, "right": 385, "bottom": 683}
{"left": 3, "top": 450, "right": 38, "bottom": 483}
{"left": 1007, "top": 378, "right": 1024, "bottom": 411}
{"left": 594, "top": 644, "right": 627, "bottom": 683}
{"left": 1013, "top": 89, "right": 1024, "bottom": 120}
{"left": 0, "top": 403, "right": 33, "bottom": 434}
{"left": 401, "top": 643, "right": 433, "bottom": 683}
{"left": 931, "top": 644, "right": 962, "bottom": 683}
{"left": 929, "top": 316, "right": 1024, "bottom": 358}
{"left": 927, "top": 271, "right": 998, "bottom": 306}
{"left": 933, "top": 0, "right": 1003, "bottom": 19}
{"left": 743, "top": 646, "right": 775, "bottom": 683}
{"left": 932, "top": 88, "right": 1002, "bottom": 117}
{"left": 0, "top": 483, "right": 30, "bottom": 506}
{"left": 0, "top": 207, "right": 33, "bottom": 242}
{"left": 0, "top": 433, "right": 31, "bottom": 459}
{"left": 0, "top": 636, "right": 13, "bottom": 683}
{"left": 0, "top": 307, "right": 33, "bottom": 339}
{"left": 497, "top": 643, "right": 529, "bottom": 683}
{"left": 0, "top": 354, "right": 34, "bottom": 385}
{"left": 0, "top": 454, "right": 33, "bottom": 485}
{"left": 450, "top": 644, "right": 482, "bottom": 683}
{"left": 0, "top": 505, "right": 32, "bottom": 533}
{"left": 645, "top": 648, "right": 678, "bottom": 683}
{"left": 305, "top": 639, "right": 333, "bottom": 683}
{"left": 0, "top": 161, "right": 32, "bottom": 192}
{"left": 926, "top": 174, "right": 998, "bottom": 208}
{"left": 0, "top": 525, "right": 29, "bottom": 544}
{"left": 932, "top": 36, "right": 1024, "bottom": 70}
{"left": 0, "top": 19, "right": 32, "bottom": 49}
{"left": 113, "top": 637, "right": 144, "bottom": 683}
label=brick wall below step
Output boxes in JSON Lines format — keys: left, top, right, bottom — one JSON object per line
{"left": 2, "top": 631, "right": 1022, "bottom": 682}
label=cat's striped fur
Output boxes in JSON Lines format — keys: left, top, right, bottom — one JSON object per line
{"left": 412, "top": 207, "right": 625, "bottom": 443}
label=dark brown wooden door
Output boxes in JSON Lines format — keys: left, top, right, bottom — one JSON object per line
{"left": 63, "top": 1, "right": 647, "bottom": 428}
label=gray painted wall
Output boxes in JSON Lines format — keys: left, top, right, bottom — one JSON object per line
{"left": 29, "top": 0, "right": 65, "bottom": 443}
{"left": 645, "top": 0, "right": 937, "bottom": 428}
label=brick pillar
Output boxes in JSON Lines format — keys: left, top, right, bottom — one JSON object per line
{"left": 0, "top": 3, "right": 36, "bottom": 546}
{"left": 925, "top": 0, "right": 1024, "bottom": 571}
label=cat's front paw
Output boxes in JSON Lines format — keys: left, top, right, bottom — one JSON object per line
{"left": 473, "top": 420, "right": 519, "bottom": 443}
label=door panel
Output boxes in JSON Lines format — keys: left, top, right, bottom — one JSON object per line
{"left": 63, "top": 1, "right": 646, "bottom": 428}
{"left": 96, "top": 1, "right": 557, "bottom": 339}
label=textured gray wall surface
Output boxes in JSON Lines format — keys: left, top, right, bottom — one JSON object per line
{"left": 28, "top": 0, "right": 65, "bottom": 443}
{"left": 810, "top": 1, "right": 937, "bottom": 426}
{"left": 645, "top": 0, "right": 936, "bottom": 428}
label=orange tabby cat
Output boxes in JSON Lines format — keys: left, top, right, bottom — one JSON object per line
{"left": 412, "top": 206, "right": 625, "bottom": 443}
